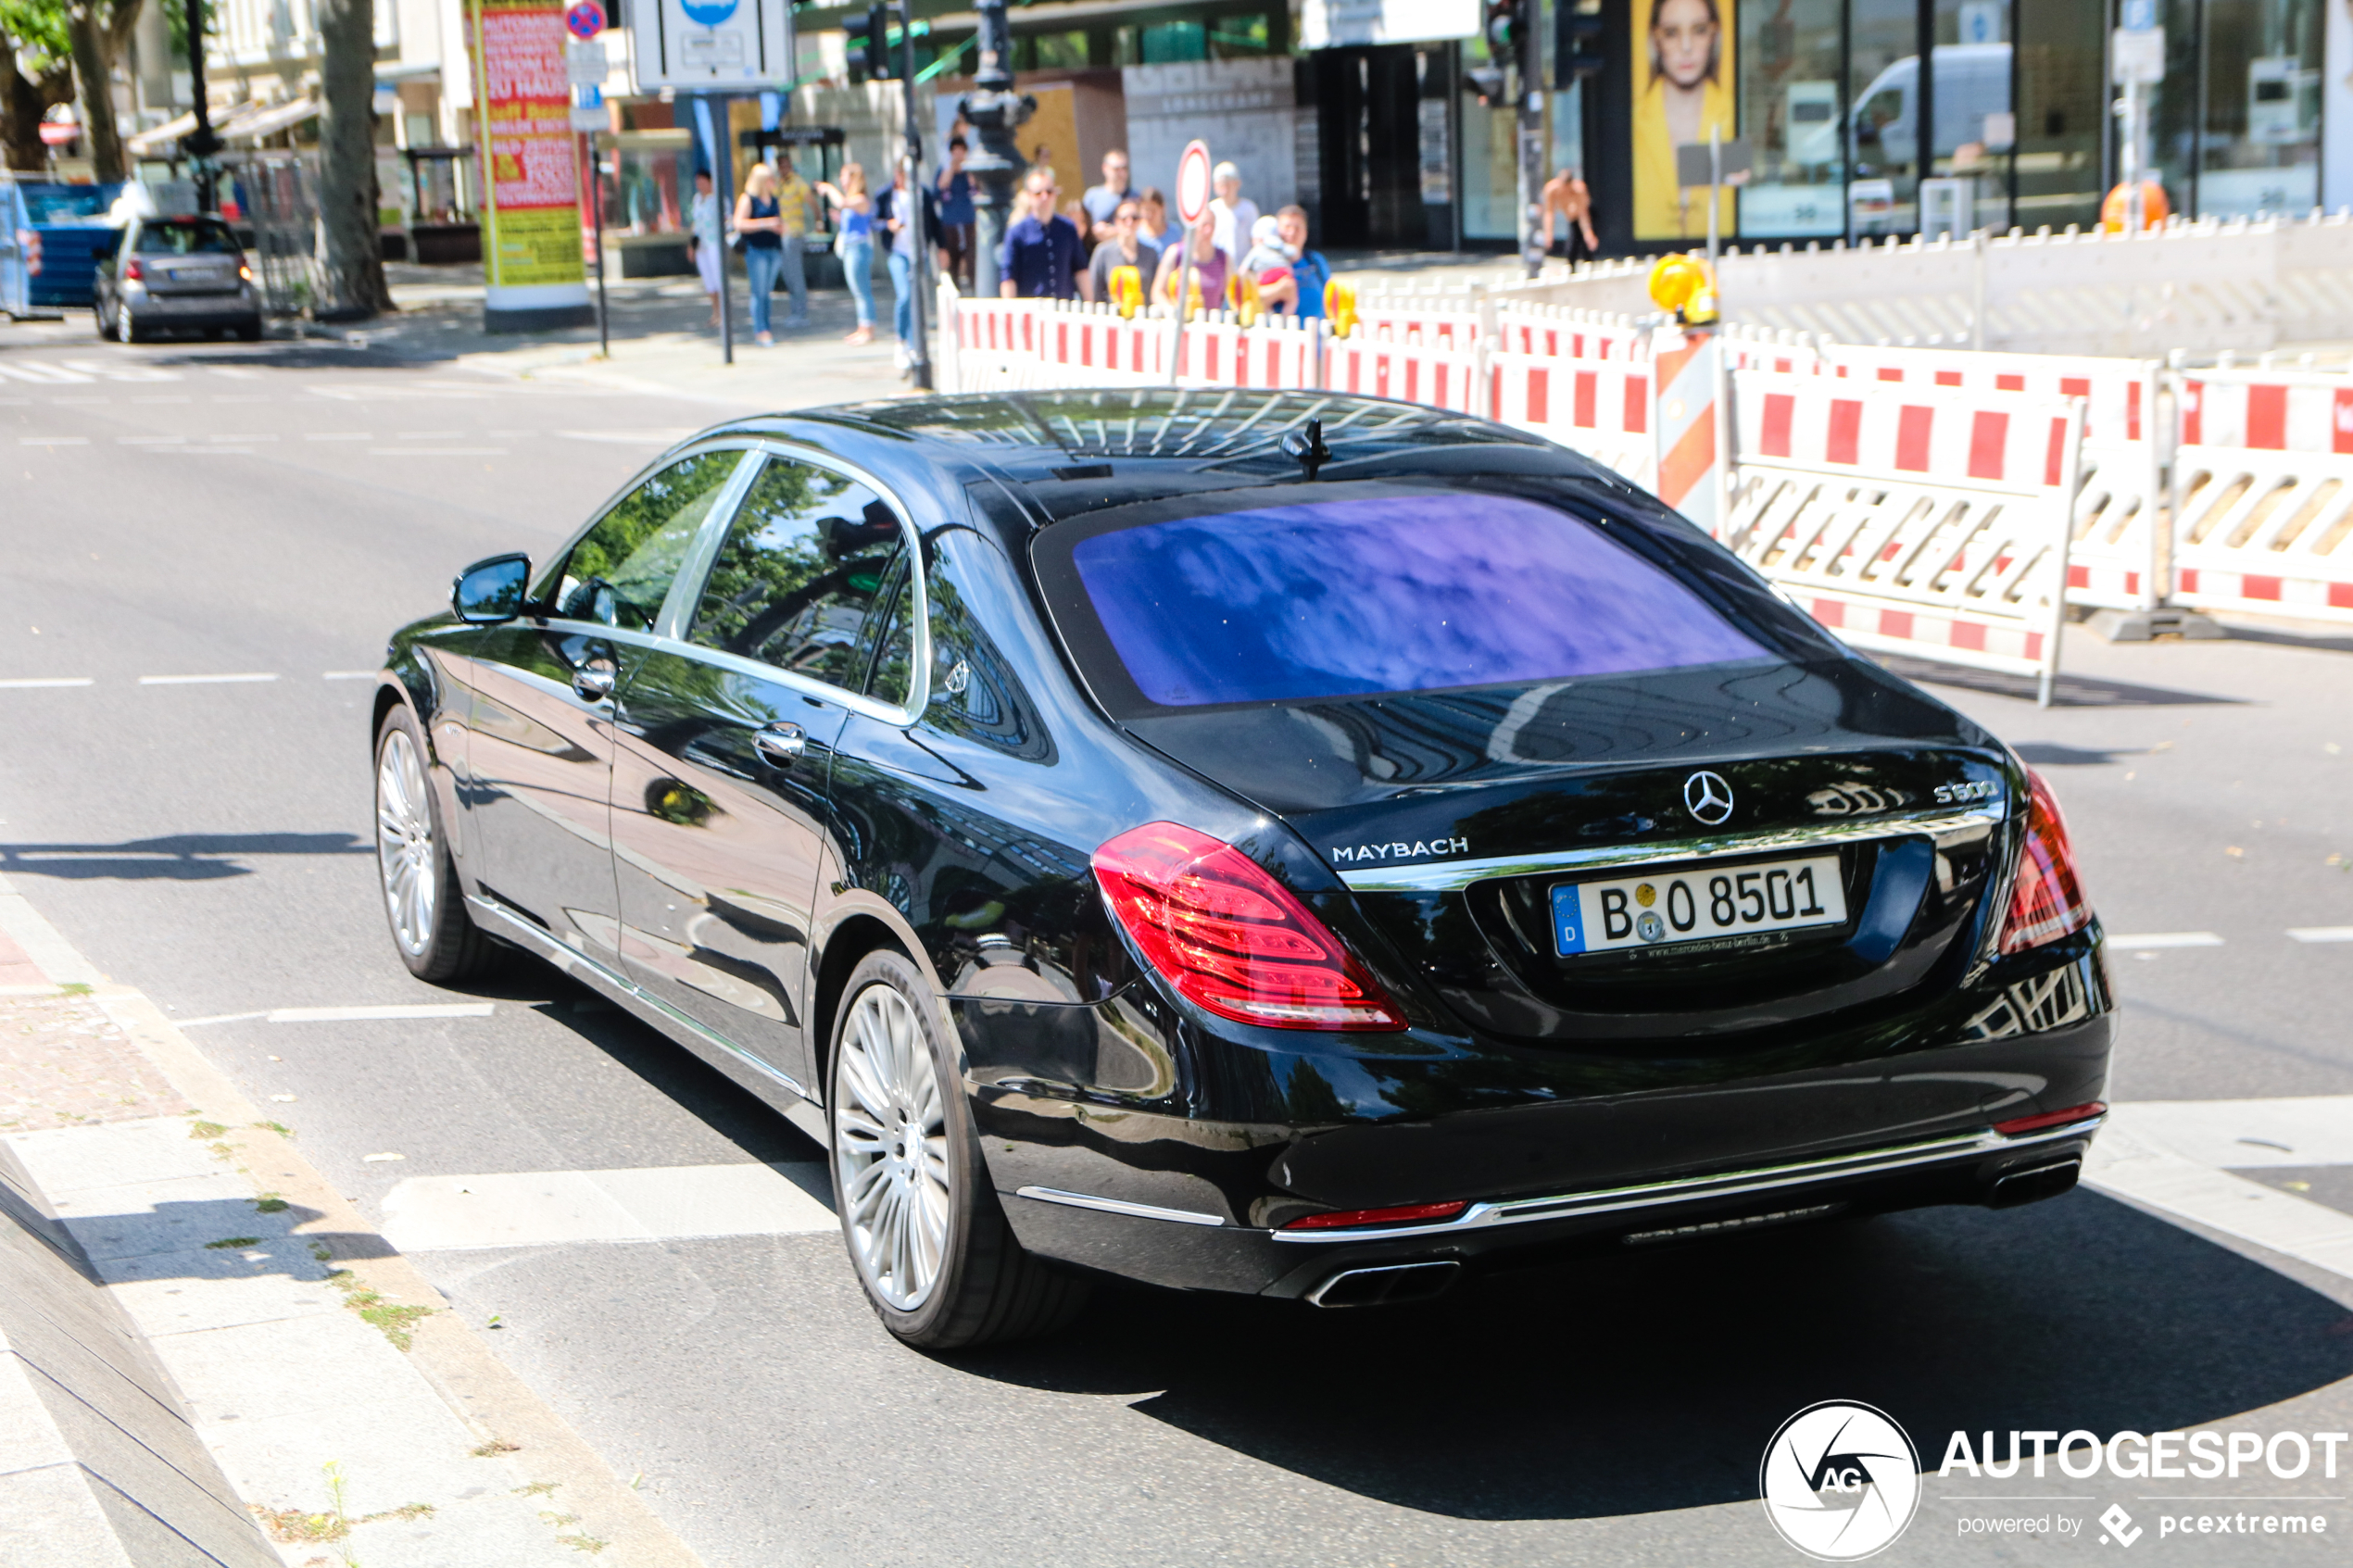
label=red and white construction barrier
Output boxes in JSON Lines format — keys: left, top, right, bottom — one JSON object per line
{"left": 1724, "top": 371, "right": 2086, "bottom": 703}
{"left": 1325, "top": 334, "right": 1485, "bottom": 413}
{"left": 2170, "top": 446, "right": 2353, "bottom": 624}
{"left": 1491, "top": 349, "right": 1655, "bottom": 487}
{"left": 2179, "top": 367, "right": 2353, "bottom": 454}
{"left": 1494, "top": 303, "right": 1649, "bottom": 363}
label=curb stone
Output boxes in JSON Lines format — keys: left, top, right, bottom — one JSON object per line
{"left": 0, "top": 873, "right": 709, "bottom": 1568}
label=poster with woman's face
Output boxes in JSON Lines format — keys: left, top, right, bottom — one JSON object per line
{"left": 1633, "top": 0, "right": 1737, "bottom": 241}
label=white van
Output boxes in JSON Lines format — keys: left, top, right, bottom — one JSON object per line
{"left": 1850, "top": 44, "right": 2012, "bottom": 169}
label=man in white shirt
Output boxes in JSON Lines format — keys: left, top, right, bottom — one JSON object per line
{"left": 1207, "top": 161, "right": 1259, "bottom": 277}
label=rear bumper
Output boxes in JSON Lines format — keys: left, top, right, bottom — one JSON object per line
{"left": 991, "top": 1118, "right": 2100, "bottom": 1300}
{"left": 955, "top": 942, "right": 2113, "bottom": 1298}
{"left": 127, "top": 295, "right": 260, "bottom": 328}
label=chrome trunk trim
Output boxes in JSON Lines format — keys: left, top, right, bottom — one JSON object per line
{"left": 1014, "top": 1186, "right": 1228, "bottom": 1227}
{"left": 1335, "top": 809, "right": 2002, "bottom": 894}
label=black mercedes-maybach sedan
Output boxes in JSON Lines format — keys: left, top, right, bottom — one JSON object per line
{"left": 371, "top": 390, "right": 2110, "bottom": 1348}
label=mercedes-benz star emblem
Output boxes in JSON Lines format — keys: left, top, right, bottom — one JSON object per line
{"left": 1684, "top": 771, "right": 1735, "bottom": 825}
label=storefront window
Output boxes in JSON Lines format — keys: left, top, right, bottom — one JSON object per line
{"left": 1459, "top": 31, "right": 1516, "bottom": 239}
{"left": 1139, "top": 20, "right": 1207, "bottom": 62}
{"left": 2015, "top": 0, "right": 2105, "bottom": 231}
{"left": 2196, "top": 0, "right": 2322, "bottom": 217}
{"left": 1847, "top": 0, "right": 1920, "bottom": 234}
{"left": 1739, "top": 0, "right": 1844, "bottom": 234}
{"left": 1930, "top": 0, "right": 2012, "bottom": 230}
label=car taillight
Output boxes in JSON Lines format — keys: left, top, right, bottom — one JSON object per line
{"left": 1993, "top": 1101, "right": 2106, "bottom": 1136}
{"left": 239, "top": 263, "right": 252, "bottom": 281}
{"left": 1998, "top": 770, "right": 2092, "bottom": 954}
{"left": 1091, "top": 822, "right": 1407, "bottom": 1031}
{"left": 123, "top": 257, "right": 144, "bottom": 281}
{"left": 19, "top": 230, "right": 38, "bottom": 276}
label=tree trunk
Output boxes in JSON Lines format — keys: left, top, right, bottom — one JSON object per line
{"left": 64, "top": 6, "right": 124, "bottom": 182}
{"left": 316, "top": 0, "right": 390, "bottom": 317}
{"left": 0, "top": 44, "right": 60, "bottom": 171}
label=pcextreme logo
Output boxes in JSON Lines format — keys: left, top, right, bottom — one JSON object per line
{"left": 1760, "top": 1400, "right": 1923, "bottom": 1561}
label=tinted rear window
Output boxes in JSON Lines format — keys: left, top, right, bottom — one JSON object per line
{"left": 1054, "top": 491, "right": 1768, "bottom": 709}
{"left": 135, "top": 220, "right": 241, "bottom": 255}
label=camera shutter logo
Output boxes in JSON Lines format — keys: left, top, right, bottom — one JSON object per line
{"left": 1684, "top": 770, "right": 1735, "bottom": 825}
{"left": 1758, "top": 1400, "right": 1921, "bottom": 1561}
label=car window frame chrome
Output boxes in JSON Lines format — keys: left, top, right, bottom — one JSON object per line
{"left": 1334, "top": 809, "right": 2003, "bottom": 894}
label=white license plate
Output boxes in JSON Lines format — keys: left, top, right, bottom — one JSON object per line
{"left": 1552, "top": 854, "right": 1848, "bottom": 956}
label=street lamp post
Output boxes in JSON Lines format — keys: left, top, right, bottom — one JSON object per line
{"left": 182, "top": 0, "right": 220, "bottom": 212}
{"left": 956, "top": 0, "right": 1032, "bottom": 297}
{"left": 897, "top": 1, "right": 932, "bottom": 389}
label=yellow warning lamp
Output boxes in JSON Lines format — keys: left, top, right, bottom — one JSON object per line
{"left": 1324, "top": 278, "right": 1358, "bottom": 338}
{"left": 1108, "top": 264, "right": 1143, "bottom": 319}
{"left": 1647, "top": 252, "right": 1718, "bottom": 326}
{"left": 1232, "top": 270, "right": 1263, "bottom": 325}
{"left": 2101, "top": 180, "right": 2171, "bottom": 232}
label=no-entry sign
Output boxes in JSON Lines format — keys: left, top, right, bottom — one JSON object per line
{"left": 1176, "top": 141, "right": 1213, "bottom": 226}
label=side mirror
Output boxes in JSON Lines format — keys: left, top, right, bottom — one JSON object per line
{"left": 451, "top": 552, "right": 530, "bottom": 623}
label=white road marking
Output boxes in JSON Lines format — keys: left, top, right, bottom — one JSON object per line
{"left": 2104, "top": 1097, "right": 2353, "bottom": 1169}
{"left": 399, "top": 430, "right": 462, "bottom": 439}
{"left": 304, "top": 432, "right": 371, "bottom": 441}
{"left": 2105, "top": 932, "right": 2225, "bottom": 949}
{"left": 174, "top": 1011, "right": 268, "bottom": 1028}
{"left": 118, "top": 434, "right": 186, "bottom": 445}
{"left": 2085, "top": 1122, "right": 2353, "bottom": 1284}
{"left": 208, "top": 366, "right": 262, "bottom": 379}
{"left": 555, "top": 429, "right": 696, "bottom": 445}
{"left": 19, "top": 435, "right": 89, "bottom": 445}
{"left": 322, "top": 671, "right": 376, "bottom": 680}
{"left": 208, "top": 433, "right": 275, "bottom": 443}
{"left": 0, "top": 677, "right": 94, "bottom": 688}
{"left": 49, "top": 396, "right": 108, "bottom": 405}
{"left": 267, "top": 1003, "right": 495, "bottom": 1022}
{"left": 0, "top": 363, "right": 95, "bottom": 384}
{"left": 131, "top": 395, "right": 190, "bottom": 404}
{"left": 2287, "top": 926, "right": 2353, "bottom": 944}
{"left": 381, "top": 1162, "right": 835, "bottom": 1252}
{"left": 369, "top": 447, "right": 506, "bottom": 457}
{"left": 136, "top": 672, "right": 278, "bottom": 684}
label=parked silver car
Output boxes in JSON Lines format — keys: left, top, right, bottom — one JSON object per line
{"left": 94, "top": 215, "right": 262, "bottom": 343}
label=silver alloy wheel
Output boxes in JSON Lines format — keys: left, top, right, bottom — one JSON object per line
{"left": 832, "top": 982, "right": 951, "bottom": 1311}
{"left": 375, "top": 727, "right": 437, "bottom": 958}
{"left": 117, "top": 300, "right": 134, "bottom": 343}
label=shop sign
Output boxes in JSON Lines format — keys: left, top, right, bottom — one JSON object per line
{"left": 1297, "top": 0, "right": 1478, "bottom": 50}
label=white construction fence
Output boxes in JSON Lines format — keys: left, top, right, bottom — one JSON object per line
{"left": 937, "top": 279, "right": 2353, "bottom": 700}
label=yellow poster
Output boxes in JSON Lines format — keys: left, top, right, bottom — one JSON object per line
{"left": 1632, "top": 0, "right": 1736, "bottom": 242}
{"left": 468, "top": 0, "right": 585, "bottom": 290}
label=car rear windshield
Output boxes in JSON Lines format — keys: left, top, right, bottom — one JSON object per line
{"left": 134, "top": 220, "right": 241, "bottom": 255}
{"left": 1049, "top": 490, "right": 1771, "bottom": 710}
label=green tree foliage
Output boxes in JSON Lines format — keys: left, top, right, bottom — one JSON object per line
{"left": 0, "top": 0, "right": 73, "bottom": 171}
{"left": 688, "top": 460, "right": 901, "bottom": 687}
{"left": 550, "top": 453, "right": 742, "bottom": 632}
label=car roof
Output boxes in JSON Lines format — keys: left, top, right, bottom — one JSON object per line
{"left": 723, "top": 389, "right": 1602, "bottom": 526}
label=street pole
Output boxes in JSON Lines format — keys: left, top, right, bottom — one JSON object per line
{"left": 958, "top": 0, "right": 1031, "bottom": 298}
{"left": 181, "top": 0, "right": 219, "bottom": 212}
{"left": 1705, "top": 124, "right": 1721, "bottom": 275}
{"left": 708, "top": 95, "right": 736, "bottom": 367}
{"left": 589, "top": 132, "right": 609, "bottom": 358}
{"left": 898, "top": 0, "right": 931, "bottom": 390}
{"left": 1515, "top": 0, "right": 1542, "bottom": 280}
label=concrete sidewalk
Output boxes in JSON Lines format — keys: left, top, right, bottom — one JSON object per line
{"left": 0, "top": 878, "right": 707, "bottom": 1568}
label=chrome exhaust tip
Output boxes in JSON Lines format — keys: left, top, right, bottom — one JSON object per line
{"left": 1304, "top": 1261, "right": 1461, "bottom": 1308}
{"left": 1986, "top": 1158, "right": 2081, "bottom": 1210}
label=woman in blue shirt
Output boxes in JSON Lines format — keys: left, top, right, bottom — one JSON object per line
{"left": 732, "top": 163, "right": 786, "bottom": 346}
{"left": 817, "top": 164, "right": 877, "bottom": 345}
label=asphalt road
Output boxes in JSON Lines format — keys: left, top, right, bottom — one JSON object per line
{"left": 4, "top": 325, "right": 2350, "bottom": 1567}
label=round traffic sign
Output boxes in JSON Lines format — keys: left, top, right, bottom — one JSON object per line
{"left": 1176, "top": 140, "right": 1213, "bottom": 226}
{"left": 564, "top": 1, "right": 606, "bottom": 40}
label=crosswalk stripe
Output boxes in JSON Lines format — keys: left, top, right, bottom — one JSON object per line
{"left": 0, "top": 677, "right": 94, "bottom": 688}
{"left": 2286, "top": 926, "right": 2353, "bottom": 944}
{"left": 2106, "top": 932, "right": 2225, "bottom": 949}
{"left": 381, "top": 1163, "right": 835, "bottom": 1252}
{"left": 137, "top": 672, "right": 278, "bottom": 684}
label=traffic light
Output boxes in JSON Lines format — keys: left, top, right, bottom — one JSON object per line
{"left": 844, "top": 4, "right": 892, "bottom": 83}
{"left": 1557, "top": 0, "right": 1605, "bottom": 82}
{"left": 1481, "top": 0, "right": 1520, "bottom": 60}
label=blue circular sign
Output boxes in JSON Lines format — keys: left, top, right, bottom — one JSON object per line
{"left": 679, "top": 0, "right": 738, "bottom": 26}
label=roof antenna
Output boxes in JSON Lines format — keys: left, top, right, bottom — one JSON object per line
{"left": 1281, "top": 418, "right": 1331, "bottom": 481}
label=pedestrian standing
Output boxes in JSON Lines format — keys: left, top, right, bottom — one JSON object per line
{"left": 1086, "top": 196, "right": 1159, "bottom": 307}
{"left": 688, "top": 170, "right": 724, "bottom": 328}
{"left": 997, "top": 168, "right": 1087, "bottom": 301}
{"left": 774, "top": 158, "right": 816, "bottom": 327}
{"left": 733, "top": 162, "right": 786, "bottom": 347}
{"left": 936, "top": 135, "right": 976, "bottom": 288}
{"left": 1207, "top": 161, "right": 1259, "bottom": 276}
{"left": 1081, "top": 148, "right": 1135, "bottom": 247}
{"left": 1151, "top": 210, "right": 1227, "bottom": 315}
{"left": 876, "top": 162, "right": 927, "bottom": 370}
{"left": 1541, "top": 166, "right": 1599, "bottom": 263}
{"left": 818, "top": 163, "right": 877, "bottom": 345}
{"left": 1277, "top": 205, "right": 1331, "bottom": 318}
{"left": 1136, "top": 187, "right": 1173, "bottom": 252}
{"left": 1239, "top": 214, "right": 1298, "bottom": 313}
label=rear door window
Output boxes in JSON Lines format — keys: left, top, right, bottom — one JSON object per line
{"left": 542, "top": 450, "right": 746, "bottom": 632}
{"left": 1036, "top": 485, "right": 1772, "bottom": 713}
{"left": 686, "top": 456, "right": 907, "bottom": 693}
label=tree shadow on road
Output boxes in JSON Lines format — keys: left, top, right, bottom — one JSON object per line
{"left": 0, "top": 832, "right": 370, "bottom": 881}
{"left": 949, "top": 1194, "right": 2353, "bottom": 1522}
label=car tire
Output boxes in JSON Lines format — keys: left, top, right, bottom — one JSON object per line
{"left": 236, "top": 319, "right": 262, "bottom": 342}
{"left": 373, "top": 705, "right": 498, "bottom": 984}
{"left": 95, "top": 299, "right": 117, "bottom": 341}
{"left": 117, "top": 300, "right": 141, "bottom": 345}
{"left": 827, "top": 949, "right": 1088, "bottom": 1350}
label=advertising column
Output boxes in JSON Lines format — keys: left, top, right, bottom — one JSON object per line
{"left": 470, "top": 0, "right": 595, "bottom": 331}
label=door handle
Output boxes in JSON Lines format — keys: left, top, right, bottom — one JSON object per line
{"left": 754, "top": 721, "right": 807, "bottom": 767}
{"left": 573, "top": 663, "right": 617, "bottom": 701}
